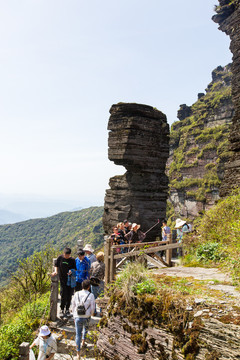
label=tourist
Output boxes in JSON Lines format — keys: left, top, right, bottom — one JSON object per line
{"left": 30, "top": 325, "right": 57, "bottom": 360}
{"left": 162, "top": 219, "right": 171, "bottom": 241}
{"left": 83, "top": 244, "right": 97, "bottom": 265}
{"left": 175, "top": 218, "right": 189, "bottom": 256}
{"left": 90, "top": 251, "right": 105, "bottom": 316}
{"left": 160, "top": 220, "right": 171, "bottom": 257}
{"left": 72, "top": 279, "right": 95, "bottom": 359}
{"left": 75, "top": 250, "right": 91, "bottom": 292}
{"left": 117, "top": 222, "right": 128, "bottom": 252}
{"left": 52, "top": 247, "right": 76, "bottom": 318}
{"left": 123, "top": 219, "right": 131, "bottom": 234}
{"left": 125, "top": 223, "right": 146, "bottom": 243}
{"left": 175, "top": 218, "right": 189, "bottom": 242}
{"left": 111, "top": 226, "right": 121, "bottom": 253}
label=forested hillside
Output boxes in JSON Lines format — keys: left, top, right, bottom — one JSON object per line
{"left": 0, "top": 206, "right": 104, "bottom": 286}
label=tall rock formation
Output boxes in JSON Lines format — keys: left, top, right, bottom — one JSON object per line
{"left": 168, "top": 65, "right": 234, "bottom": 219}
{"left": 103, "top": 103, "right": 169, "bottom": 239}
{"left": 212, "top": 0, "right": 240, "bottom": 196}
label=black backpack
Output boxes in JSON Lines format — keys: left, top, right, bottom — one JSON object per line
{"left": 77, "top": 292, "right": 90, "bottom": 316}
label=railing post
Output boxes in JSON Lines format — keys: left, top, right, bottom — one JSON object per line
{"left": 104, "top": 236, "right": 111, "bottom": 284}
{"left": 50, "top": 258, "right": 58, "bottom": 321}
{"left": 166, "top": 233, "right": 172, "bottom": 266}
{"left": 109, "top": 246, "right": 116, "bottom": 282}
{"left": 19, "top": 342, "right": 29, "bottom": 360}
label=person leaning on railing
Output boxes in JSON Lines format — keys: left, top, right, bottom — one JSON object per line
{"left": 124, "top": 223, "right": 146, "bottom": 244}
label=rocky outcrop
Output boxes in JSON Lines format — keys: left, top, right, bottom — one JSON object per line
{"left": 168, "top": 65, "right": 234, "bottom": 219}
{"left": 103, "top": 103, "right": 169, "bottom": 238}
{"left": 213, "top": 0, "right": 240, "bottom": 196}
{"left": 98, "top": 315, "right": 240, "bottom": 360}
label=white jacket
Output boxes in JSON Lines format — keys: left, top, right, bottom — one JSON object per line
{"left": 72, "top": 289, "right": 95, "bottom": 318}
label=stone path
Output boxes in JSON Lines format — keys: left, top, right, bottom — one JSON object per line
{"left": 154, "top": 265, "right": 232, "bottom": 282}
{"left": 49, "top": 298, "right": 101, "bottom": 360}
{"left": 154, "top": 264, "right": 240, "bottom": 304}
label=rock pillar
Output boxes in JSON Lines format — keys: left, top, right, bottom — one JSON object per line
{"left": 103, "top": 103, "right": 169, "bottom": 239}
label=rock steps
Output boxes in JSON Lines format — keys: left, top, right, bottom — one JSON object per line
{"left": 49, "top": 297, "right": 101, "bottom": 359}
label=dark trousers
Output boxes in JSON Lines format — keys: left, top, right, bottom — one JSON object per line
{"left": 60, "top": 282, "right": 74, "bottom": 311}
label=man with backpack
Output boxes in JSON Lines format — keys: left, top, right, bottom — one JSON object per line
{"left": 72, "top": 279, "right": 95, "bottom": 359}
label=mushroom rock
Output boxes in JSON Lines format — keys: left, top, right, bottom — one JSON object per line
{"left": 103, "top": 103, "right": 169, "bottom": 238}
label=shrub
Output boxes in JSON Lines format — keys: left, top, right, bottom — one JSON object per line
{"left": 132, "top": 279, "right": 157, "bottom": 295}
{"left": 196, "top": 242, "right": 222, "bottom": 263}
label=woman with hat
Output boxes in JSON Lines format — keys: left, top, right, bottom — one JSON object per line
{"left": 30, "top": 325, "right": 57, "bottom": 360}
{"left": 83, "top": 244, "right": 97, "bottom": 265}
{"left": 175, "top": 219, "right": 189, "bottom": 256}
{"left": 125, "top": 223, "right": 146, "bottom": 244}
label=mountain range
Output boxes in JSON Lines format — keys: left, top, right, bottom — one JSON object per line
{"left": 0, "top": 206, "right": 104, "bottom": 287}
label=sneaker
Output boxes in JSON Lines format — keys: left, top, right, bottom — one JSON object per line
{"left": 65, "top": 310, "right": 72, "bottom": 317}
{"left": 60, "top": 309, "right": 66, "bottom": 318}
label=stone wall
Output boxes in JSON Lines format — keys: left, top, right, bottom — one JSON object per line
{"left": 167, "top": 65, "right": 234, "bottom": 219}
{"left": 213, "top": 0, "right": 240, "bottom": 196}
{"left": 103, "top": 103, "right": 169, "bottom": 239}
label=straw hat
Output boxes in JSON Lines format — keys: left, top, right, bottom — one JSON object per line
{"left": 39, "top": 325, "right": 51, "bottom": 337}
{"left": 131, "top": 223, "right": 140, "bottom": 230}
{"left": 175, "top": 218, "right": 186, "bottom": 229}
{"left": 83, "top": 244, "right": 94, "bottom": 253}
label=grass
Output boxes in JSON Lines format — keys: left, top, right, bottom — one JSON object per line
{"left": 182, "top": 190, "right": 240, "bottom": 284}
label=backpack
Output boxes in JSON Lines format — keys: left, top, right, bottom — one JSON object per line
{"left": 77, "top": 292, "right": 90, "bottom": 316}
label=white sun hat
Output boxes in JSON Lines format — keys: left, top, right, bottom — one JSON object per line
{"left": 175, "top": 218, "right": 187, "bottom": 229}
{"left": 131, "top": 223, "right": 140, "bottom": 230}
{"left": 83, "top": 244, "right": 94, "bottom": 253}
{"left": 39, "top": 325, "right": 51, "bottom": 337}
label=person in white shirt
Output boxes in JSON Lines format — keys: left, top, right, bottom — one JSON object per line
{"left": 30, "top": 325, "right": 57, "bottom": 360}
{"left": 72, "top": 279, "right": 95, "bottom": 359}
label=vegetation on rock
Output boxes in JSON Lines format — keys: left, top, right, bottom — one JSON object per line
{"left": 167, "top": 64, "right": 233, "bottom": 220}
{"left": 0, "top": 247, "right": 55, "bottom": 360}
{"left": 183, "top": 190, "right": 240, "bottom": 284}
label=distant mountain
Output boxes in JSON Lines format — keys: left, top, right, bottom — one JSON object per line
{"left": 0, "top": 209, "right": 27, "bottom": 225}
{"left": 3, "top": 200, "right": 84, "bottom": 219}
{"left": 0, "top": 206, "right": 104, "bottom": 287}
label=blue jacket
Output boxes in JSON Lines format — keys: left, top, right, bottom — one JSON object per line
{"left": 75, "top": 257, "right": 90, "bottom": 283}
{"left": 67, "top": 269, "right": 77, "bottom": 288}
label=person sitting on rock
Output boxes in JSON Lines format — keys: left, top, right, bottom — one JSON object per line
{"left": 125, "top": 223, "right": 146, "bottom": 244}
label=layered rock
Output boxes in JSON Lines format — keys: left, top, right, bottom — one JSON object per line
{"left": 168, "top": 65, "right": 234, "bottom": 219}
{"left": 213, "top": 0, "right": 240, "bottom": 196}
{"left": 103, "top": 103, "right": 169, "bottom": 238}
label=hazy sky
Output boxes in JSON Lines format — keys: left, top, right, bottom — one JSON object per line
{"left": 0, "top": 0, "right": 232, "bottom": 208}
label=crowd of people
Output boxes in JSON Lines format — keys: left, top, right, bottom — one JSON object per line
{"left": 110, "top": 219, "right": 146, "bottom": 253}
{"left": 30, "top": 217, "right": 191, "bottom": 360}
{"left": 31, "top": 244, "right": 104, "bottom": 360}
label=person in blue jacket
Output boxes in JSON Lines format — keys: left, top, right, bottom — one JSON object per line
{"left": 75, "top": 250, "right": 90, "bottom": 291}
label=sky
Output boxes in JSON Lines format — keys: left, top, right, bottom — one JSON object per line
{"left": 0, "top": 0, "right": 232, "bottom": 215}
